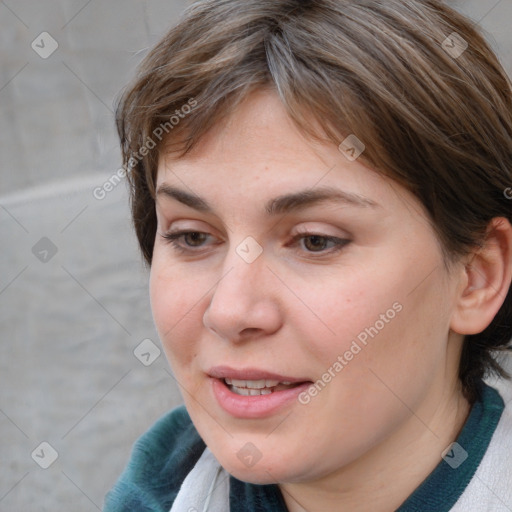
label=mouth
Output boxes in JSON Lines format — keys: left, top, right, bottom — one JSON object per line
{"left": 223, "top": 377, "right": 304, "bottom": 396}
{"left": 208, "top": 366, "right": 313, "bottom": 419}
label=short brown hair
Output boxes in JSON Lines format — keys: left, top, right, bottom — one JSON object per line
{"left": 116, "top": 0, "right": 512, "bottom": 402}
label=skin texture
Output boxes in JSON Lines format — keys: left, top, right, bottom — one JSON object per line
{"left": 149, "top": 89, "right": 510, "bottom": 511}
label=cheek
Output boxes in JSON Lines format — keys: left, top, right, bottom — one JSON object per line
{"left": 149, "top": 260, "right": 206, "bottom": 370}
{"left": 289, "top": 266, "right": 404, "bottom": 364}
{"left": 291, "top": 256, "right": 450, "bottom": 391}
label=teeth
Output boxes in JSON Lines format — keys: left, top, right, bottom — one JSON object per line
{"left": 230, "top": 386, "right": 274, "bottom": 396}
{"left": 222, "top": 377, "right": 300, "bottom": 396}
{"left": 225, "top": 378, "right": 281, "bottom": 388}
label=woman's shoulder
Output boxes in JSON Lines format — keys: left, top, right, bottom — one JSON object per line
{"left": 103, "top": 405, "right": 206, "bottom": 512}
{"left": 451, "top": 379, "right": 512, "bottom": 511}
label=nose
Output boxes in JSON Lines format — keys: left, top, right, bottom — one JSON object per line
{"left": 203, "top": 251, "right": 283, "bottom": 342}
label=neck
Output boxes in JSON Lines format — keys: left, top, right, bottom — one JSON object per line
{"left": 280, "top": 377, "right": 471, "bottom": 512}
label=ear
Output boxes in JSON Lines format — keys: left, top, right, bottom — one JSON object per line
{"left": 450, "top": 217, "right": 512, "bottom": 335}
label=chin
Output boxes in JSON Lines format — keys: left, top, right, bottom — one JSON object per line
{"left": 217, "top": 451, "right": 306, "bottom": 485}
{"left": 226, "top": 462, "right": 285, "bottom": 485}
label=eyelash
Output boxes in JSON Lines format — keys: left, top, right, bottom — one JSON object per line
{"left": 161, "top": 230, "right": 350, "bottom": 256}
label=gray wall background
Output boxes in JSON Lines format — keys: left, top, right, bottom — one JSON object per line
{"left": 1, "top": 1, "right": 511, "bottom": 510}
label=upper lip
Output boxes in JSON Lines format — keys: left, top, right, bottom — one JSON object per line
{"left": 208, "top": 365, "right": 311, "bottom": 383}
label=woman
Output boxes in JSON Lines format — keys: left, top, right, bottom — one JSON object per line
{"left": 105, "top": 1, "right": 512, "bottom": 510}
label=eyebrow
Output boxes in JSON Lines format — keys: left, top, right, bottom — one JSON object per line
{"left": 156, "top": 184, "right": 379, "bottom": 215}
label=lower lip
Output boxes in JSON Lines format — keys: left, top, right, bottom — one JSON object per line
{"left": 211, "top": 378, "right": 311, "bottom": 419}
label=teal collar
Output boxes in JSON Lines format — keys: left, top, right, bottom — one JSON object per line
{"left": 230, "top": 382, "right": 505, "bottom": 511}
{"left": 397, "top": 382, "right": 504, "bottom": 511}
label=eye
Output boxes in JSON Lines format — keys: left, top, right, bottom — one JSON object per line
{"left": 161, "top": 229, "right": 350, "bottom": 257}
{"left": 289, "top": 233, "right": 350, "bottom": 254}
{"left": 161, "top": 230, "right": 214, "bottom": 253}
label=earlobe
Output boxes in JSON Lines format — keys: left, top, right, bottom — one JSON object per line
{"left": 450, "top": 217, "right": 512, "bottom": 335}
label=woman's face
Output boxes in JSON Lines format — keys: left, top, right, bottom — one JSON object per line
{"left": 150, "top": 89, "right": 464, "bottom": 484}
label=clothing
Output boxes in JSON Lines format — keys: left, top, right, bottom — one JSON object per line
{"left": 103, "top": 380, "right": 512, "bottom": 511}
{"left": 169, "top": 447, "right": 229, "bottom": 512}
